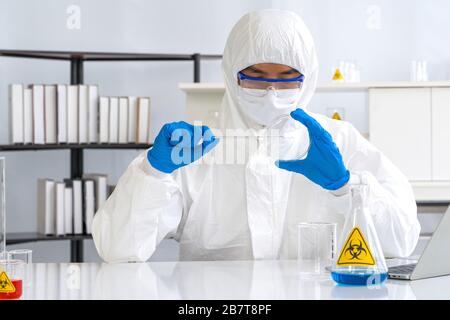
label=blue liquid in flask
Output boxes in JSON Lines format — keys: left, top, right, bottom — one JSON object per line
{"left": 331, "top": 269, "right": 388, "bottom": 286}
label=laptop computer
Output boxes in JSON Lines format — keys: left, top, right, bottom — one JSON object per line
{"left": 388, "top": 204, "right": 450, "bottom": 280}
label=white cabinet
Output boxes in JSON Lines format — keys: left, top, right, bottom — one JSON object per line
{"left": 369, "top": 88, "right": 432, "bottom": 181}
{"left": 432, "top": 88, "right": 450, "bottom": 180}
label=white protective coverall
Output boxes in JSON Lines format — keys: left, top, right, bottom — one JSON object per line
{"left": 92, "top": 9, "right": 420, "bottom": 262}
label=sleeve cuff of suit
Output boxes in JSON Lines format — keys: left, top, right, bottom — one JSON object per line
{"left": 330, "top": 172, "right": 360, "bottom": 197}
{"left": 139, "top": 150, "right": 172, "bottom": 179}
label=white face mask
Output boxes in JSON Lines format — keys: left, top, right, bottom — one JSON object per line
{"left": 237, "top": 88, "right": 302, "bottom": 126}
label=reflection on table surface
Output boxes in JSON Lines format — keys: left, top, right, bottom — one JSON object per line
{"left": 15, "top": 259, "right": 450, "bottom": 300}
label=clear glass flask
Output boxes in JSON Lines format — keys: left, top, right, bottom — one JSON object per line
{"left": 331, "top": 181, "right": 388, "bottom": 285}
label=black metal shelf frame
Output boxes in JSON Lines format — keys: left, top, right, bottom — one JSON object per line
{"left": 0, "top": 49, "right": 222, "bottom": 262}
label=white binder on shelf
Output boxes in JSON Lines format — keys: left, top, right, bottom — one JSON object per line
{"left": 78, "top": 85, "right": 88, "bottom": 144}
{"left": 118, "top": 97, "right": 128, "bottom": 144}
{"left": 83, "top": 173, "right": 108, "bottom": 212}
{"left": 83, "top": 179, "right": 95, "bottom": 235}
{"left": 55, "top": 182, "right": 65, "bottom": 236}
{"left": 64, "top": 186, "right": 73, "bottom": 234}
{"left": 44, "top": 85, "right": 57, "bottom": 144}
{"left": 88, "top": 85, "right": 99, "bottom": 143}
{"left": 57, "top": 85, "right": 68, "bottom": 143}
{"left": 32, "top": 84, "right": 45, "bottom": 144}
{"left": 108, "top": 97, "right": 119, "bottom": 143}
{"left": 9, "top": 84, "right": 24, "bottom": 144}
{"left": 37, "top": 179, "right": 55, "bottom": 235}
{"left": 67, "top": 85, "right": 79, "bottom": 144}
{"left": 65, "top": 179, "right": 83, "bottom": 234}
{"left": 23, "top": 88, "right": 33, "bottom": 144}
{"left": 99, "top": 97, "right": 109, "bottom": 143}
{"left": 137, "top": 97, "right": 151, "bottom": 144}
{"left": 128, "top": 96, "right": 138, "bottom": 143}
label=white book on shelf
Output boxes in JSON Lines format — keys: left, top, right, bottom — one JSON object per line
{"left": 108, "top": 97, "right": 119, "bottom": 143}
{"left": 55, "top": 182, "right": 65, "bottom": 236}
{"left": 127, "top": 96, "right": 138, "bottom": 143}
{"left": 118, "top": 97, "right": 128, "bottom": 144}
{"left": 137, "top": 97, "right": 151, "bottom": 144}
{"left": 32, "top": 84, "right": 45, "bottom": 144}
{"left": 67, "top": 85, "right": 79, "bottom": 143}
{"left": 73, "top": 180, "right": 83, "bottom": 234}
{"left": 88, "top": 85, "right": 99, "bottom": 143}
{"left": 44, "top": 85, "right": 57, "bottom": 144}
{"left": 23, "top": 88, "right": 33, "bottom": 144}
{"left": 83, "top": 179, "right": 95, "bottom": 235}
{"left": 99, "top": 97, "right": 109, "bottom": 143}
{"left": 9, "top": 84, "right": 24, "bottom": 144}
{"left": 83, "top": 173, "right": 108, "bottom": 212}
{"left": 57, "top": 84, "right": 68, "bottom": 143}
{"left": 37, "top": 179, "right": 55, "bottom": 235}
{"left": 78, "top": 85, "right": 88, "bottom": 144}
{"left": 64, "top": 186, "right": 73, "bottom": 234}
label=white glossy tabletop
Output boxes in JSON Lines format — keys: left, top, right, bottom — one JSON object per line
{"left": 16, "top": 259, "right": 450, "bottom": 300}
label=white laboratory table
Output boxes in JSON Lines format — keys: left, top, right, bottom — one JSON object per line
{"left": 16, "top": 259, "right": 450, "bottom": 300}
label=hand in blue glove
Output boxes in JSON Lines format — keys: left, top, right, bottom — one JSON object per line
{"left": 148, "top": 121, "right": 219, "bottom": 174}
{"left": 275, "top": 108, "right": 350, "bottom": 190}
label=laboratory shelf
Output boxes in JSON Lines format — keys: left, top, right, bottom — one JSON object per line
{"left": 0, "top": 49, "right": 222, "bottom": 62}
{"left": 6, "top": 232, "right": 92, "bottom": 245}
{"left": 0, "top": 143, "right": 153, "bottom": 151}
{"left": 1, "top": 49, "right": 222, "bottom": 262}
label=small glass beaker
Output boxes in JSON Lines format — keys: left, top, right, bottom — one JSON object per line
{"left": 0, "top": 259, "right": 25, "bottom": 300}
{"left": 8, "top": 249, "right": 32, "bottom": 287}
{"left": 298, "top": 222, "right": 337, "bottom": 275}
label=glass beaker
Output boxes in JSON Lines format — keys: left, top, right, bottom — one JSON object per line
{"left": 0, "top": 259, "right": 25, "bottom": 300}
{"left": 8, "top": 249, "right": 32, "bottom": 287}
{"left": 297, "top": 222, "right": 337, "bottom": 275}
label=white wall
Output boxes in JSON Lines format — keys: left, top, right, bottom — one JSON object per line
{"left": 1, "top": 0, "right": 449, "bottom": 261}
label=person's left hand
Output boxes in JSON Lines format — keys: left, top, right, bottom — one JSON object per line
{"left": 275, "top": 108, "right": 350, "bottom": 190}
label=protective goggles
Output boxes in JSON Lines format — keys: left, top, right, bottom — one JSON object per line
{"left": 238, "top": 71, "right": 305, "bottom": 90}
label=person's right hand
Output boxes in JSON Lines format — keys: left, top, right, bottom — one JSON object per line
{"left": 147, "top": 121, "right": 219, "bottom": 173}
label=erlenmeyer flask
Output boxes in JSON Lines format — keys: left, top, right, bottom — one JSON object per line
{"left": 331, "top": 179, "right": 388, "bottom": 285}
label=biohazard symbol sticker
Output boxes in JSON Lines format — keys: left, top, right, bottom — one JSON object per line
{"left": 0, "top": 271, "right": 16, "bottom": 293}
{"left": 332, "top": 68, "right": 344, "bottom": 81}
{"left": 337, "top": 227, "right": 376, "bottom": 266}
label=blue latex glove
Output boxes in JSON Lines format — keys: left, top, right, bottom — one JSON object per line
{"left": 275, "top": 108, "right": 350, "bottom": 190}
{"left": 148, "top": 121, "right": 219, "bottom": 174}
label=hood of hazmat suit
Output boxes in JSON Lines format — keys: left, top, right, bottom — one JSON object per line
{"left": 92, "top": 9, "right": 421, "bottom": 262}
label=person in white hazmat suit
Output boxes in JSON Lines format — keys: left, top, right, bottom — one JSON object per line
{"left": 92, "top": 9, "right": 420, "bottom": 262}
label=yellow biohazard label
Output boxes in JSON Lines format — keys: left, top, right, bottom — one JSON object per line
{"left": 337, "top": 227, "right": 376, "bottom": 266}
{"left": 0, "top": 271, "right": 16, "bottom": 293}
{"left": 332, "top": 68, "right": 344, "bottom": 81}
{"left": 332, "top": 112, "right": 342, "bottom": 120}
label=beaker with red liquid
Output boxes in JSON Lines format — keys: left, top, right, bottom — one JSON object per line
{"left": 0, "top": 259, "right": 25, "bottom": 300}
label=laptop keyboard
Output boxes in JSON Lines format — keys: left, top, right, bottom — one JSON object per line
{"left": 388, "top": 263, "right": 417, "bottom": 274}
